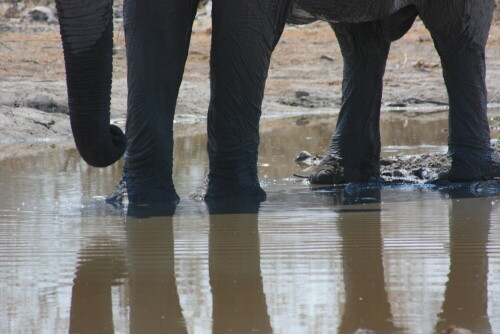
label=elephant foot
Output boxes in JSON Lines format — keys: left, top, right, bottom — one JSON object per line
{"left": 203, "top": 175, "right": 266, "bottom": 202}
{"left": 448, "top": 147, "right": 500, "bottom": 182}
{"left": 106, "top": 179, "right": 180, "bottom": 205}
{"left": 309, "top": 154, "right": 380, "bottom": 184}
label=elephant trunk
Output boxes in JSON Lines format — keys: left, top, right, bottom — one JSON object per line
{"left": 56, "top": 0, "right": 126, "bottom": 167}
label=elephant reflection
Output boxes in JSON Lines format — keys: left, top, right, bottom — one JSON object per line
{"left": 68, "top": 207, "right": 187, "bottom": 334}
{"left": 68, "top": 201, "right": 271, "bottom": 333}
{"left": 69, "top": 189, "right": 495, "bottom": 334}
{"left": 207, "top": 200, "right": 272, "bottom": 333}
{"left": 125, "top": 206, "right": 187, "bottom": 333}
{"left": 69, "top": 240, "right": 126, "bottom": 334}
{"left": 317, "top": 188, "right": 494, "bottom": 334}
{"left": 320, "top": 189, "right": 398, "bottom": 334}
{"left": 435, "top": 197, "right": 493, "bottom": 334}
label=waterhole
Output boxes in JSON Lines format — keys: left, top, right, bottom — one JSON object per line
{"left": 1, "top": 113, "right": 499, "bottom": 334}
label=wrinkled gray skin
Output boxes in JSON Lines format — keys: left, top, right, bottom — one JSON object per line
{"left": 56, "top": 0, "right": 499, "bottom": 204}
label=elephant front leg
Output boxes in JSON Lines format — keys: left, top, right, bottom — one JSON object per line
{"left": 205, "top": 0, "right": 291, "bottom": 200}
{"left": 310, "top": 22, "right": 390, "bottom": 184}
{"left": 108, "top": 0, "right": 199, "bottom": 205}
{"left": 421, "top": 1, "right": 499, "bottom": 182}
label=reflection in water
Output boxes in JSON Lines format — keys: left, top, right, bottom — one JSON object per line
{"left": 436, "top": 197, "right": 493, "bottom": 334}
{"left": 126, "top": 205, "right": 187, "bottom": 334}
{"left": 58, "top": 193, "right": 500, "bottom": 334}
{"left": 69, "top": 241, "right": 125, "bottom": 334}
{"left": 338, "top": 203, "right": 396, "bottom": 333}
{"left": 318, "top": 189, "right": 397, "bottom": 334}
{"left": 68, "top": 202, "right": 271, "bottom": 334}
{"left": 69, "top": 205, "right": 188, "bottom": 334}
{"left": 316, "top": 188, "right": 497, "bottom": 334}
{"left": 207, "top": 201, "right": 272, "bottom": 333}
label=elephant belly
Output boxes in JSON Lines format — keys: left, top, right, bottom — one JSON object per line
{"left": 289, "top": 0, "right": 415, "bottom": 24}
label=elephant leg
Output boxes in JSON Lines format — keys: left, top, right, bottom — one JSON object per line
{"left": 205, "top": 0, "right": 292, "bottom": 200}
{"left": 420, "top": 1, "right": 499, "bottom": 181}
{"left": 310, "top": 22, "right": 390, "bottom": 184}
{"left": 118, "top": 0, "right": 199, "bottom": 204}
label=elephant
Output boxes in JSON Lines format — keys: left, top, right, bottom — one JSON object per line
{"left": 55, "top": 0, "right": 499, "bottom": 205}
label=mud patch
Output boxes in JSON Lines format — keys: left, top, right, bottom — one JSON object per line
{"left": 298, "top": 142, "right": 500, "bottom": 185}
{"left": 380, "top": 152, "right": 450, "bottom": 183}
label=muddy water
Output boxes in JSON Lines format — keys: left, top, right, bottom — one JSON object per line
{"left": 1, "top": 114, "right": 500, "bottom": 334}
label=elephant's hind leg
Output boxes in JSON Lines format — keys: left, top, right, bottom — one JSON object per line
{"left": 310, "top": 22, "right": 390, "bottom": 184}
{"left": 204, "top": 0, "right": 292, "bottom": 200}
{"left": 420, "top": 0, "right": 499, "bottom": 182}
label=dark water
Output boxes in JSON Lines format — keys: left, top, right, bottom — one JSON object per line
{"left": 1, "top": 114, "right": 500, "bottom": 334}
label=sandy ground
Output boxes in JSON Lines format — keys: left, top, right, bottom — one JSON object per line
{"left": 1, "top": 5, "right": 500, "bottom": 160}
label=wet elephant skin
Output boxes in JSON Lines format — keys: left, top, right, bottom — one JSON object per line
{"left": 55, "top": 0, "right": 498, "bottom": 204}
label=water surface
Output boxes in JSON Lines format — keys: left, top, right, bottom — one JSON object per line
{"left": 1, "top": 114, "right": 500, "bottom": 334}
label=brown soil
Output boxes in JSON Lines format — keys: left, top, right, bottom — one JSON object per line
{"left": 1, "top": 7, "right": 500, "bottom": 159}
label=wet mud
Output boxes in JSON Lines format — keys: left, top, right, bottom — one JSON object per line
{"left": 380, "top": 152, "right": 451, "bottom": 183}
{"left": 297, "top": 139, "right": 500, "bottom": 193}
{"left": 297, "top": 143, "right": 500, "bottom": 194}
